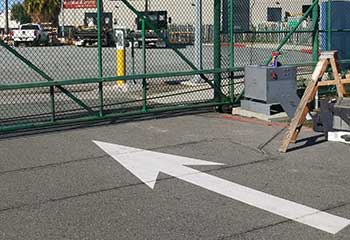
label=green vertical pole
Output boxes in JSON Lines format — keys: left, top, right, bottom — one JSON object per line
{"left": 98, "top": 78, "right": 103, "bottom": 117}
{"left": 328, "top": 0, "right": 332, "bottom": 50}
{"left": 229, "top": 0, "right": 234, "bottom": 102}
{"left": 312, "top": 0, "right": 319, "bottom": 62}
{"left": 50, "top": 86, "right": 55, "bottom": 122}
{"left": 131, "top": 38, "right": 135, "bottom": 76}
{"left": 142, "top": 18, "right": 148, "bottom": 112}
{"left": 213, "top": 0, "right": 221, "bottom": 102}
{"left": 97, "top": 0, "right": 104, "bottom": 117}
{"left": 312, "top": 0, "right": 320, "bottom": 109}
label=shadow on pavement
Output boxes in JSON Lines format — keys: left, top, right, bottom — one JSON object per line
{"left": 0, "top": 107, "right": 216, "bottom": 141}
{"left": 287, "top": 134, "right": 326, "bottom": 152}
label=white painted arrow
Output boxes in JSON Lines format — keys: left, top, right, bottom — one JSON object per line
{"left": 93, "top": 140, "right": 350, "bottom": 234}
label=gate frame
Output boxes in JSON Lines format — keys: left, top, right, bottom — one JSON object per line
{"left": 1, "top": 0, "right": 349, "bottom": 133}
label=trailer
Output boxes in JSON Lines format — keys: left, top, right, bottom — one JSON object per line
{"left": 75, "top": 12, "right": 115, "bottom": 47}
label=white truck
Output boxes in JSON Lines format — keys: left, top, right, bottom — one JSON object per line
{"left": 13, "top": 24, "right": 49, "bottom": 47}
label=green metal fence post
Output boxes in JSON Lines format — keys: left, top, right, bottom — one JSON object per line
{"left": 229, "top": 0, "right": 235, "bottom": 102}
{"left": 213, "top": 0, "right": 221, "bottom": 102}
{"left": 97, "top": 0, "right": 104, "bottom": 117}
{"left": 49, "top": 87, "right": 55, "bottom": 122}
{"left": 131, "top": 38, "right": 136, "bottom": 77}
{"left": 312, "top": 0, "right": 320, "bottom": 62}
{"left": 328, "top": 0, "right": 332, "bottom": 50}
{"left": 142, "top": 18, "right": 148, "bottom": 113}
{"left": 312, "top": 1, "right": 320, "bottom": 109}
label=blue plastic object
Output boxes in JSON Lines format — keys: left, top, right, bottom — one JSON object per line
{"left": 321, "top": 1, "right": 350, "bottom": 68}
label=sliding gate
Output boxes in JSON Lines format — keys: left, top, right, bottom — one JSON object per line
{"left": 0, "top": 0, "right": 344, "bottom": 132}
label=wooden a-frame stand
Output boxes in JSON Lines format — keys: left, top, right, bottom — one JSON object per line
{"left": 279, "top": 51, "right": 350, "bottom": 153}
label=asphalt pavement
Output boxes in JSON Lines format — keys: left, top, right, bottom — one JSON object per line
{"left": 0, "top": 110, "right": 349, "bottom": 240}
{"left": 0, "top": 45, "right": 312, "bottom": 84}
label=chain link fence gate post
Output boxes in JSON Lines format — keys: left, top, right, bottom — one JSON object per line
{"left": 1, "top": 0, "right": 350, "bottom": 132}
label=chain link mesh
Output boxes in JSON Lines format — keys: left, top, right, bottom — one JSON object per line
{"left": 1, "top": 0, "right": 348, "bottom": 130}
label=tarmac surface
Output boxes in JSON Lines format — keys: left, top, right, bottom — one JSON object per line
{"left": 0, "top": 45, "right": 312, "bottom": 84}
{"left": 0, "top": 110, "right": 349, "bottom": 240}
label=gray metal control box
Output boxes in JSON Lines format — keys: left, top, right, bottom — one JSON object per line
{"left": 244, "top": 65, "right": 297, "bottom": 103}
{"left": 242, "top": 65, "right": 299, "bottom": 118}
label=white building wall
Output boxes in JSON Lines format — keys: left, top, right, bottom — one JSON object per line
{"left": 59, "top": 0, "right": 214, "bottom": 29}
{"left": 250, "top": 0, "right": 314, "bottom": 26}
{"left": 0, "top": 12, "right": 20, "bottom": 30}
{"left": 58, "top": 0, "right": 314, "bottom": 29}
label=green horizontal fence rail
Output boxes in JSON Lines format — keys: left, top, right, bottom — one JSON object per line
{"left": 1, "top": 0, "right": 349, "bottom": 132}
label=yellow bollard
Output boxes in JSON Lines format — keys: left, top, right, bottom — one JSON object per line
{"left": 116, "top": 48, "right": 125, "bottom": 86}
{"left": 115, "top": 28, "right": 126, "bottom": 86}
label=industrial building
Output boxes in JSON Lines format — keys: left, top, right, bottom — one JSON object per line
{"left": 58, "top": 0, "right": 314, "bottom": 32}
{"left": 0, "top": 11, "right": 20, "bottom": 35}
{"left": 248, "top": 0, "right": 314, "bottom": 25}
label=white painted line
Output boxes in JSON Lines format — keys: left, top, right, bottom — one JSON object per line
{"left": 93, "top": 141, "right": 350, "bottom": 234}
{"left": 328, "top": 132, "right": 350, "bottom": 145}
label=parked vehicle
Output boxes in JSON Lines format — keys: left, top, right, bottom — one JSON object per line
{"left": 41, "top": 22, "right": 59, "bottom": 45}
{"left": 75, "top": 12, "right": 115, "bottom": 47}
{"left": 13, "top": 24, "right": 49, "bottom": 47}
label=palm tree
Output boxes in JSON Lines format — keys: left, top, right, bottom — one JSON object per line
{"left": 24, "top": 0, "right": 43, "bottom": 23}
{"left": 11, "top": 3, "right": 32, "bottom": 24}
{"left": 24, "top": 0, "right": 60, "bottom": 26}
{"left": 42, "top": 0, "right": 61, "bottom": 25}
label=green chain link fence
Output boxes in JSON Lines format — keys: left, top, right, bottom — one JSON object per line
{"left": 0, "top": 0, "right": 349, "bottom": 132}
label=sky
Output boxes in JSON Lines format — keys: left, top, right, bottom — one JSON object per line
{"left": 0, "top": 0, "right": 24, "bottom": 13}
